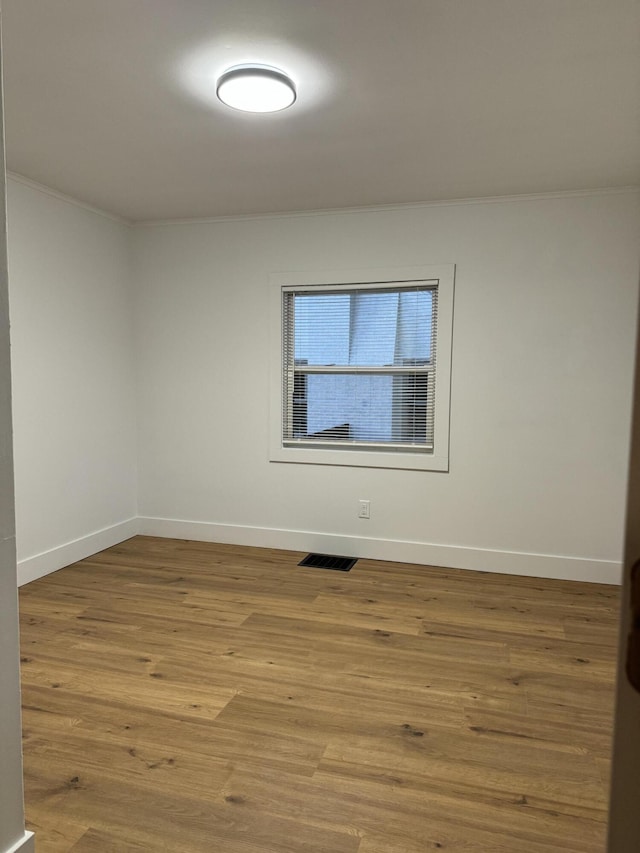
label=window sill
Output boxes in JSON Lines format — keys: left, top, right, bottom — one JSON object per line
{"left": 270, "top": 444, "right": 449, "bottom": 472}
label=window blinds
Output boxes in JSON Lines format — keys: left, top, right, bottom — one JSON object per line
{"left": 282, "top": 281, "right": 438, "bottom": 452}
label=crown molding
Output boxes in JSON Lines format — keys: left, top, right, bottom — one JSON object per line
{"left": 133, "top": 185, "right": 640, "bottom": 228}
{"left": 6, "top": 172, "right": 637, "bottom": 229}
{"left": 7, "top": 172, "right": 131, "bottom": 226}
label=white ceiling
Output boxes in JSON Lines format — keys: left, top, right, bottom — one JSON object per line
{"left": 3, "top": 0, "right": 639, "bottom": 222}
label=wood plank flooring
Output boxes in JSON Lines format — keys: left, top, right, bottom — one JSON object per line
{"left": 19, "top": 536, "right": 620, "bottom": 852}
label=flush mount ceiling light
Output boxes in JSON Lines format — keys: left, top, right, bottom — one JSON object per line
{"left": 216, "top": 64, "right": 296, "bottom": 113}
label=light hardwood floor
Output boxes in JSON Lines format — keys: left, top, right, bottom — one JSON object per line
{"left": 19, "top": 536, "right": 620, "bottom": 852}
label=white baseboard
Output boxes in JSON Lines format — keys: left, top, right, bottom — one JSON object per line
{"left": 17, "top": 518, "right": 139, "bottom": 586}
{"left": 15, "top": 514, "right": 622, "bottom": 586}
{"left": 4, "top": 832, "right": 35, "bottom": 853}
{"left": 137, "top": 516, "right": 622, "bottom": 585}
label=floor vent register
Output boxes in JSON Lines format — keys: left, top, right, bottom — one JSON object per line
{"left": 298, "top": 553, "right": 357, "bottom": 572}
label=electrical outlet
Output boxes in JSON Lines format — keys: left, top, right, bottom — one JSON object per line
{"left": 358, "top": 500, "right": 370, "bottom": 519}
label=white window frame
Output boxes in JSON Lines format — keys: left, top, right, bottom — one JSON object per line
{"left": 269, "top": 265, "right": 454, "bottom": 471}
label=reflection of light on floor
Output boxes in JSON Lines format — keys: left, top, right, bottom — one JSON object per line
{"left": 176, "top": 36, "right": 334, "bottom": 115}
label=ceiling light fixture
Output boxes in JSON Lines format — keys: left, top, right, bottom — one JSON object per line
{"left": 216, "top": 64, "right": 296, "bottom": 113}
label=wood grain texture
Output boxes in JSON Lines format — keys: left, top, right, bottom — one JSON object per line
{"left": 19, "top": 536, "right": 620, "bottom": 852}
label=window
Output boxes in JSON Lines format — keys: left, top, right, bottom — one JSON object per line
{"left": 270, "top": 266, "right": 454, "bottom": 471}
{"left": 286, "top": 286, "right": 435, "bottom": 447}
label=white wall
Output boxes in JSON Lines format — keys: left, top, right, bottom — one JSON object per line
{"left": 134, "top": 190, "right": 640, "bottom": 583}
{"left": 7, "top": 178, "right": 137, "bottom": 585}
{"left": 6, "top": 186, "right": 639, "bottom": 586}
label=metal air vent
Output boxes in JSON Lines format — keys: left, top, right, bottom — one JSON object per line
{"left": 298, "top": 553, "right": 357, "bottom": 572}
